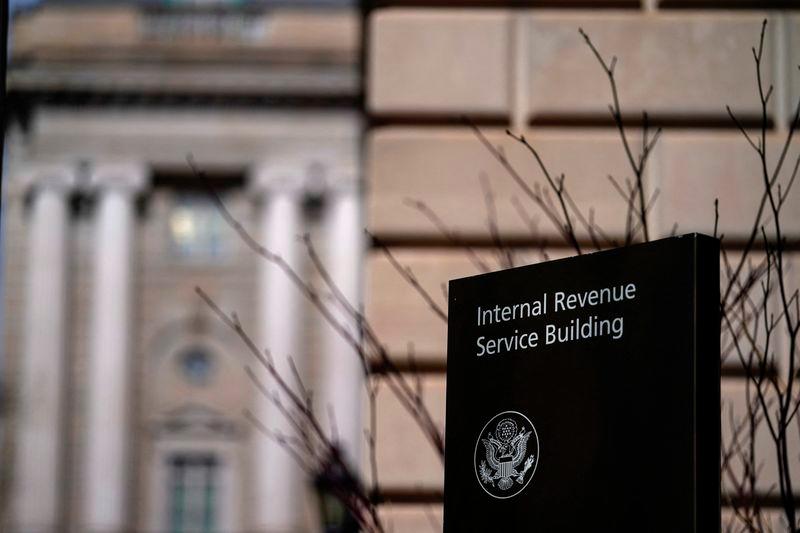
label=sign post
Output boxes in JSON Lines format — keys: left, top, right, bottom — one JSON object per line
{"left": 444, "top": 234, "right": 720, "bottom": 532}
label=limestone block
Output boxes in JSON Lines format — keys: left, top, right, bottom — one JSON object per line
{"left": 721, "top": 378, "right": 800, "bottom": 496}
{"left": 379, "top": 505, "right": 443, "bottom": 533}
{"left": 653, "top": 132, "right": 800, "bottom": 239}
{"left": 371, "top": 375, "right": 446, "bottom": 490}
{"left": 368, "top": 9, "right": 511, "bottom": 115}
{"left": 528, "top": 12, "right": 775, "bottom": 121}
{"left": 722, "top": 507, "right": 789, "bottom": 533}
{"left": 368, "top": 127, "right": 648, "bottom": 242}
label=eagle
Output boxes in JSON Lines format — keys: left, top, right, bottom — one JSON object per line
{"left": 479, "top": 427, "right": 533, "bottom": 490}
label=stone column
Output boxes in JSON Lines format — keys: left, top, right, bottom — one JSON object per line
{"left": 319, "top": 170, "right": 364, "bottom": 470}
{"left": 82, "top": 163, "right": 146, "bottom": 532}
{"left": 250, "top": 163, "right": 308, "bottom": 532}
{"left": 13, "top": 165, "right": 75, "bottom": 532}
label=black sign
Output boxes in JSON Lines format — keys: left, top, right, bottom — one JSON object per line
{"left": 444, "top": 234, "right": 720, "bottom": 532}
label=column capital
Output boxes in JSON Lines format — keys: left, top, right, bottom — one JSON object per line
{"left": 17, "top": 163, "right": 78, "bottom": 195}
{"left": 89, "top": 162, "right": 149, "bottom": 193}
{"left": 327, "top": 164, "right": 361, "bottom": 196}
{"left": 249, "top": 160, "right": 306, "bottom": 196}
{"left": 249, "top": 158, "right": 361, "bottom": 198}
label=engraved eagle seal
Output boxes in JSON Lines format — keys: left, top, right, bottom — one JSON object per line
{"left": 473, "top": 410, "right": 539, "bottom": 499}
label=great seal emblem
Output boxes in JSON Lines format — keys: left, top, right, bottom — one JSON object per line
{"left": 473, "top": 410, "right": 539, "bottom": 499}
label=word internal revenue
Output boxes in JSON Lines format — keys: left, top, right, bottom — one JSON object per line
{"left": 475, "top": 283, "right": 637, "bottom": 357}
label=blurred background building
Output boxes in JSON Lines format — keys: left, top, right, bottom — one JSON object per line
{"left": 3, "top": 1, "right": 362, "bottom": 532}
{"left": 2, "top": 0, "right": 800, "bottom": 532}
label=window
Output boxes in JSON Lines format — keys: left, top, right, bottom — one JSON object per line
{"left": 168, "top": 194, "right": 230, "bottom": 262}
{"left": 179, "top": 347, "right": 215, "bottom": 386}
{"left": 168, "top": 453, "right": 218, "bottom": 533}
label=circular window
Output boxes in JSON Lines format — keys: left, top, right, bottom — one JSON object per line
{"left": 179, "top": 347, "right": 215, "bottom": 386}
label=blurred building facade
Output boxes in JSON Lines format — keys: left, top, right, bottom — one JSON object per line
{"left": 3, "top": 0, "right": 800, "bottom": 532}
{"left": 3, "top": 1, "right": 363, "bottom": 532}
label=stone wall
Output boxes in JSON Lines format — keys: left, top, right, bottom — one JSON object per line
{"left": 365, "top": 3, "right": 800, "bottom": 531}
